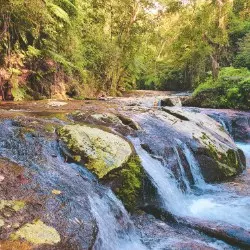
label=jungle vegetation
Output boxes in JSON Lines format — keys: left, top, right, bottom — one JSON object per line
{"left": 0, "top": 0, "right": 250, "bottom": 100}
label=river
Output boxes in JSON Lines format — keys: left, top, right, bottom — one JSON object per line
{"left": 0, "top": 93, "right": 249, "bottom": 249}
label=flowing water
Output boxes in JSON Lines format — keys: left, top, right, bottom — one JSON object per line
{"left": 236, "top": 142, "right": 250, "bottom": 167}
{"left": 0, "top": 100, "right": 250, "bottom": 249}
{"left": 132, "top": 137, "right": 250, "bottom": 230}
{"left": 129, "top": 106, "right": 250, "bottom": 242}
{"left": 90, "top": 191, "right": 146, "bottom": 250}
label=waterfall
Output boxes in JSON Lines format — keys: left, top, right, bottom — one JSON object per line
{"left": 236, "top": 142, "right": 250, "bottom": 167}
{"left": 89, "top": 190, "right": 146, "bottom": 250}
{"left": 131, "top": 137, "right": 186, "bottom": 215}
{"left": 173, "top": 146, "right": 192, "bottom": 193}
{"left": 131, "top": 137, "right": 250, "bottom": 230}
{"left": 174, "top": 139, "right": 206, "bottom": 190}
{"left": 181, "top": 143, "right": 206, "bottom": 188}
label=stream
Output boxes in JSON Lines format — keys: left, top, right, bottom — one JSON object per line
{"left": 0, "top": 95, "right": 249, "bottom": 249}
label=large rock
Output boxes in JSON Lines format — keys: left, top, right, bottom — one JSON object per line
{"left": 0, "top": 119, "right": 137, "bottom": 249}
{"left": 159, "top": 96, "right": 190, "bottom": 107}
{"left": 160, "top": 97, "right": 182, "bottom": 107}
{"left": 58, "top": 124, "right": 132, "bottom": 178}
{"left": 127, "top": 106, "right": 246, "bottom": 182}
{"left": 163, "top": 107, "right": 245, "bottom": 181}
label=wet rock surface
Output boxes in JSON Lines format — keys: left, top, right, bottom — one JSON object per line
{"left": 121, "top": 106, "right": 245, "bottom": 183}
{"left": 58, "top": 124, "right": 132, "bottom": 178}
{"left": 0, "top": 91, "right": 249, "bottom": 250}
{"left": 197, "top": 108, "right": 250, "bottom": 143}
{"left": 133, "top": 213, "right": 236, "bottom": 250}
{"left": 0, "top": 118, "right": 136, "bottom": 249}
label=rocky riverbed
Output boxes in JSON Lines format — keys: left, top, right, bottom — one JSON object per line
{"left": 0, "top": 91, "right": 249, "bottom": 249}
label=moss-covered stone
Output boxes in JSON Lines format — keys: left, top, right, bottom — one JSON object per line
{"left": 103, "top": 155, "right": 144, "bottom": 211}
{"left": 11, "top": 220, "right": 61, "bottom": 245}
{"left": 58, "top": 124, "right": 132, "bottom": 178}
{"left": 44, "top": 124, "right": 55, "bottom": 133}
{"left": 0, "top": 200, "right": 26, "bottom": 212}
{"left": 199, "top": 132, "right": 243, "bottom": 181}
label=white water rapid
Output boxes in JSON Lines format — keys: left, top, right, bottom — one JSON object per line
{"left": 131, "top": 137, "right": 250, "bottom": 231}
{"left": 89, "top": 190, "right": 146, "bottom": 250}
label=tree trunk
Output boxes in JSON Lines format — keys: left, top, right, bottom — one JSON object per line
{"left": 211, "top": 54, "right": 220, "bottom": 79}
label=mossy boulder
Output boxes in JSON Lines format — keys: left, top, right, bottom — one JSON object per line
{"left": 58, "top": 124, "right": 132, "bottom": 178}
{"left": 133, "top": 107, "right": 246, "bottom": 183}
{"left": 196, "top": 132, "right": 245, "bottom": 182}
{"left": 164, "top": 108, "right": 246, "bottom": 182}
{"left": 102, "top": 155, "right": 145, "bottom": 211}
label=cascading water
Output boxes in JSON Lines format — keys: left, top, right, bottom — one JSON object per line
{"left": 131, "top": 133, "right": 250, "bottom": 231}
{"left": 180, "top": 143, "right": 206, "bottom": 188}
{"left": 1, "top": 100, "right": 250, "bottom": 249}
{"left": 173, "top": 146, "right": 191, "bottom": 193}
{"left": 131, "top": 137, "right": 186, "bottom": 215}
{"left": 175, "top": 139, "right": 206, "bottom": 189}
{"left": 89, "top": 191, "right": 146, "bottom": 250}
{"left": 236, "top": 142, "right": 250, "bottom": 167}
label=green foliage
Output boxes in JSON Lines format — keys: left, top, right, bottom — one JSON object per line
{"left": 47, "top": 3, "right": 71, "bottom": 24}
{"left": 193, "top": 67, "right": 250, "bottom": 109}
{"left": 234, "top": 33, "right": 250, "bottom": 69}
{"left": 0, "top": 0, "right": 250, "bottom": 98}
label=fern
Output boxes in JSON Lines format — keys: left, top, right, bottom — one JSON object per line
{"left": 47, "top": 50, "right": 74, "bottom": 69}
{"left": 26, "top": 46, "right": 42, "bottom": 58}
{"left": 47, "top": 3, "right": 71, "bottom": 24}
{"left": 54, "top": 0, "right": 77, "bottom": 14}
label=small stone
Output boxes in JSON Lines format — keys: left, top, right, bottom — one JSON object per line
{"left": 0, "top": 175, "right": 4, "bottom": 182}
{"left": 52, "top": 190, "right": 61, "bottom": 195}
{"left": 13, "top": 222, "right": 20, "bottom": 229}
{"left": 3, "top": 212, "right": 12, "bottom": 218}
{"left": 0, "top": 219, "right": 4, "bottom": 227}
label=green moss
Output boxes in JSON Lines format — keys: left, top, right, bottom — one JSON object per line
{"left": 0, "top": 200, "right": 26, "bottom": 212}
{"left": 44, "top": 124, "right": 55, "bottom": 133}
{"left": 73, "top": 155, "right": 81, "bottom": 162}
{"left": 57, "top": 125, "right": 132, "bottom": 178}
{"left": 11, "top": 220, "right": 61, "bottom": 245}
{"left": 200, "top": 133, "right": 241, "bottom": 177}
{"left": 57, "top": 127, "right": 80, "bottom": 153}
{"left": 106, "top": 155, "right": 144, "bottom": 212}
{"left": 86, "top": 158, "right": 107, "bottom": 177}
{"left": 206, "top": 143, "right": 240, "bottom": 175}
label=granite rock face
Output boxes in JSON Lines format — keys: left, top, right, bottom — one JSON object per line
{"left": 58, "top": 124, "right": 133, "bottom": 178}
